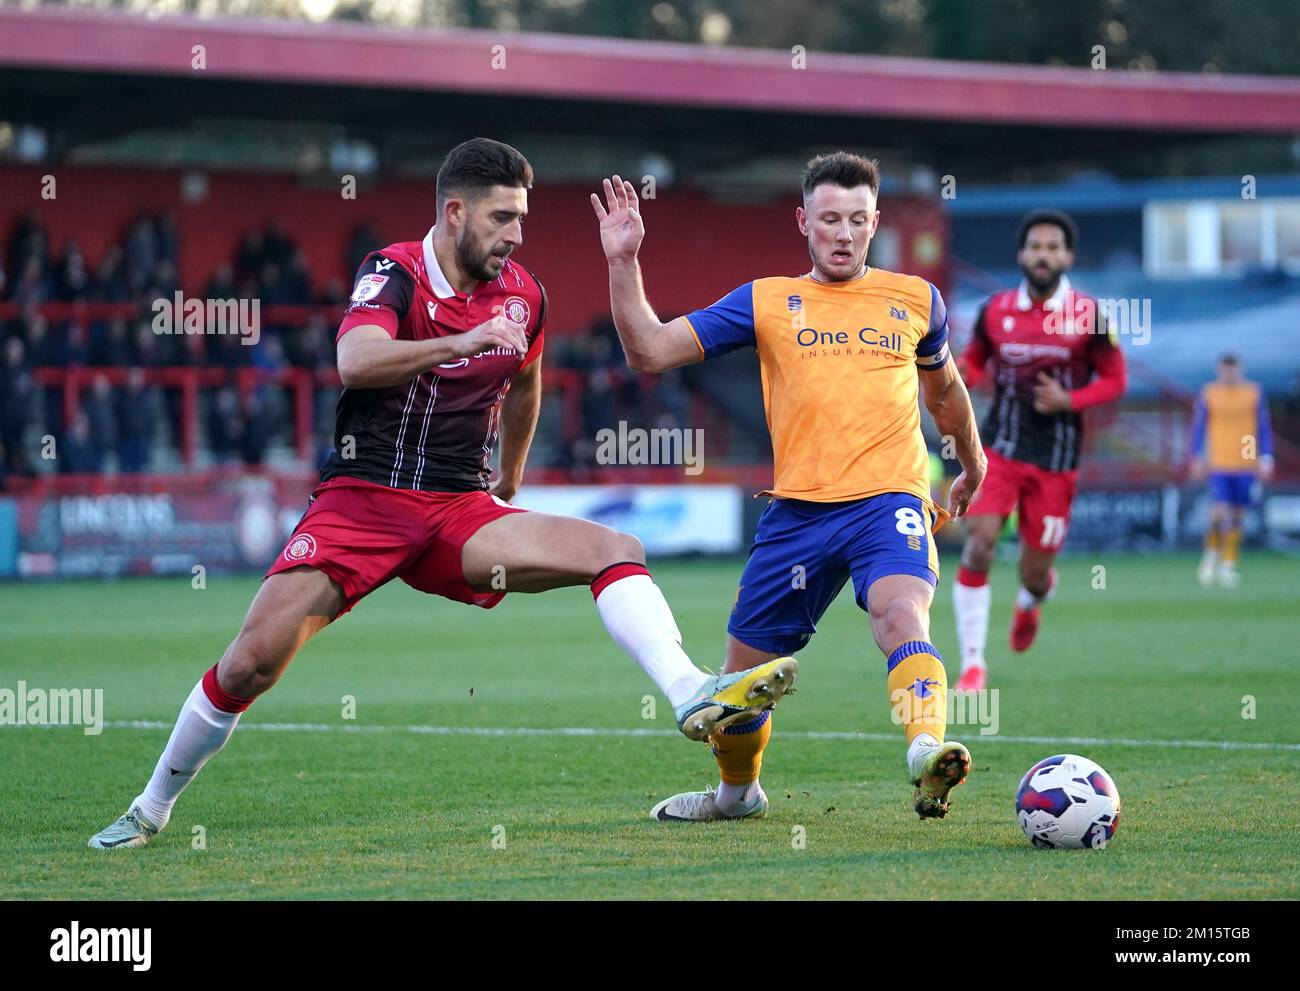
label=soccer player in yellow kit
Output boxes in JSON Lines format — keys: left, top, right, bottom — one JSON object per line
{"left": 1191, "top": 353, "right": 1275, "bottom": 586}
{"left": 591, "top": 153, "right": 987, "bottom": 820}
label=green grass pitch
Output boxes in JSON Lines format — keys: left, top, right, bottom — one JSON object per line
{"left": 2, "top": 552, "right": 1297, "bottom": 900}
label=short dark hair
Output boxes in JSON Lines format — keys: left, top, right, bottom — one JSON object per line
{"left": 1018, "top": 209, "right": 1078, "bottom": 251}
{"left": 802, "top": 151, "right": 881, "bottom": 201}
{"left": 436, "top": 137, "right": 533, "bottom": 209}
{"left": 1218, "top": 353, "right": 1241, "bottom": 366}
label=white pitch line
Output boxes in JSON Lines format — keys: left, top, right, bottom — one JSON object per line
{"left": 102, "top": 720, "right": 1300, "bottom": 752}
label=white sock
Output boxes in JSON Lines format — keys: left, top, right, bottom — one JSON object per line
{"left": 716, "top": 780, "right": 761, "bottom": 813}
{"left": 1016, "top": 585, "right": 1047, "bottom": 610}
{"left": 593, "top": 573, "right": 707, "bottom": 707}
{"left": 952, "top": 577, "right": 990, "bottom": 674}
{"left": 907, "top": 732, "right": 941, "bottom": 775}
{"left": 132, "top": 678, "right": 243, "bottom": 830}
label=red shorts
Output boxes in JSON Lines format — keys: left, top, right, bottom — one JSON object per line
{"left": 966, "top": 448, "right": 1078, "bottom": 551}
{"left": 265, "top": 476, "right": 526, "bottom": 615}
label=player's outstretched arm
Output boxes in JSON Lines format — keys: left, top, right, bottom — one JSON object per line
{"left": 591, "top": 174, "right": 704, "bottom": 374}
{"left": 921, "top": 360, "right": 987, "bottom": 517}
{"left": 491, "top": 359, "right": 541, "bottom": 503}
{"left": 336, "top": 318, "right": 529, "bottom": 389}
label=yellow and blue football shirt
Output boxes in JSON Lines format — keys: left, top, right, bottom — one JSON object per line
{"left": 1192, "top": 380, "right": 1273, "bottom": 474}
{"left": 683, "top": 268, "right": 950, "bottom": 505}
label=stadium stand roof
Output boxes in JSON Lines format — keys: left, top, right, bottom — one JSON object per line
{"left": 2, "top": 7, "right": 1300, "bottom": 184}
{"left": 4, "top": 7, "right": 1300, "bottom": 131}
{"left": 3, "top": 7, "right": 1300, "bottom": 131}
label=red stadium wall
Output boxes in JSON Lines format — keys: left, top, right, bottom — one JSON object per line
{"left": 0, "top": 164, "right": 948, "bottom": 331}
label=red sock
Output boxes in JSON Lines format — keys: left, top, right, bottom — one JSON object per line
{"left": 591, "top": 561, "right": 652, "bottom": 600}
{"left": 202, "top": 665, "right": 254, "bottom": 714}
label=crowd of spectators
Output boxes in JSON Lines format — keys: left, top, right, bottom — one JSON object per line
{"left": 0, "top": 212, "right": 354, "bottom": 483}
{"left": 0, "top": 211, "right": 696, "bottom": 487}
{"left": 545, "top": 319, "right": 691, "bottom": 476}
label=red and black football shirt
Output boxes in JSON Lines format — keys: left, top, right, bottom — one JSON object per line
{"left": 320, "top": 228, "right": 547, "bottom": 492}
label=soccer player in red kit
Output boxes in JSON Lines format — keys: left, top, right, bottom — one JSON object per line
{"left": 952, "top": 210, "right": 1127, "bottom": 692}
{"left": 88, "top": 138, "right": 795, "bottom": 849}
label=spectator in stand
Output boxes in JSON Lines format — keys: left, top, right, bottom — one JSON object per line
{"left": 151, "top": 258, "right": 180, "bottom": 299}
{"left": 209, "top": 386, "right": 242, "bottom": 465}
{"left": 581, "top": 359, "right": 618, "bottom": 439}
{"left": 5, "top": 209, "right": 49, "bottom": 284}
{"left": 83, "top": 373, "right": 119, "bottom": 470}
{"left": 258, "top": 261, "right": 286, "bottom": 307}
{"left": 91, "top": 317, "right": 134, "bottom": 367}
{"left": 233, "top": 229, "right": 264, "bottom": 286}
{"left": 23, "top": 312, "right": 82, "bottom": 369}
{"left": 124, "top": 216, "right": 157, "bottom": 296}
{"left": 252, "top": 333, "right": 287, "bottom": 375}
{"left": 646, "top": 366, "right": 689, "bottom": 428}
{"left": 318, "top": 276, "right": 347, "bottom": 308}
{"left": 22, "top": 311, "right": 64, "bottom": 437}
{"left": 59, "top": 411, "right": 100, "bottom": 474}
{"left": 117, "top": 367, "right": 155, "bottom": 473}
{"left": 283, "top": 249, "right": 313, "bottom": 305}
{"left": 55, "top": 239, "right": 93, "bottom": 302}
{"left": 60, "top": 319, "right": 91, "bottom": 366}
{"left": 157, "top": 210, "right": 181, "bottom": 267}
{"left": 238, "top": 389, "right": 271, "bottom": 467}
{"left": 209, "top": 385, "right": 232, "bottom": 457}
{"left": 92, "top": 244, "right": 131, "bottom": 303}
{"left": 262, "top": 220, "right": 294, "bottom": 270}
{"left": 346, "top": 221, "right": 381, "bottom": 277}
{"left": 133, "top": 320, "right": 166, "bottom": 367}
{"left": 204, "top": 262, "right": 237, "bottom": 303}
{"left": 286, "top": 312, "right": 333, "bottom": 370}
{"left": 0, "top": 336, "right": 34, "bottom": 477}
{"left": 209, "top": 332, "right": 247, "bottom": 372}
{"left": 9, "top": 255, "right": 53, "bottom": 306}
{"left": 177, "top": 325, "right": 208, "bottom": 367}
{"left": 23, "top": 309, "right": 56, "bottom": 364}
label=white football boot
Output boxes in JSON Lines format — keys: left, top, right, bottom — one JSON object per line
{"left": 1197, "top": 550, "right": 1218, "bottom": 587}
{"left": 88, "top": 806, "right": 160, "bottom": 850}
{"left": 651, "top": 785, "right": 769, "bottom": 822}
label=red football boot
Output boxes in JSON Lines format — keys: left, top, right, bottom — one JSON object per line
{"left": 1010, "top": 569, "right": 1057, "bottom": 652}
{"left": 955, "top": 666, "right": 986, "bottom": 692}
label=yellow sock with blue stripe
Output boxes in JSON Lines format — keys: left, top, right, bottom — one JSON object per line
{"left": 886, "top": 640, "right": 947, "bottom": 746}
{"left": 710, "top": 710, "right": 772, "bottom": 786}
{"left": 1223, "top": 526, "right": 1242, "bottom": 566}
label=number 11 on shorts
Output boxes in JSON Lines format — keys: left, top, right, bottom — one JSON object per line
{"left": 1040, "top": 514, "right": 1067, "bottom": 549}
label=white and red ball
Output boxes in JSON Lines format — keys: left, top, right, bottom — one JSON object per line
{"left": 1015, "top": 754, "right": 1120, "bottom": 849}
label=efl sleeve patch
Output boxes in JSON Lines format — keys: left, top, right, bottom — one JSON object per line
{"left": 338, "top": 252, "right": 415, "bottom": 340}
{"left": 351, "top": 273, "right": 390, "bottom": 303}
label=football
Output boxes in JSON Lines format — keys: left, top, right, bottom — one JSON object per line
{"left": 1015, "top": 754, "right": 1121, "bottom": 849}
